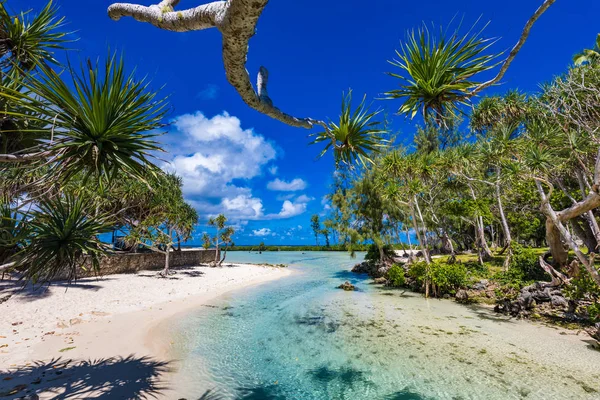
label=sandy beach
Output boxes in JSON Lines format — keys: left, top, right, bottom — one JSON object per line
{"left": 0, "top": 263, "right": 291, "bottom": 399}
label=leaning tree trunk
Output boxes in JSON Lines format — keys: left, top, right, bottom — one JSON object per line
{"left": 576, "top": 171, "right": 600, "bottom": 250}
{"left": 218, "top": 244, "right": 229, "bottom": 267}
{"left": 410, "top": 198, "right": 431, "bottom": 298}
{"left": 413, "top": 196, "right": 432, "bottom": 263}
{"left": 536, "top": 180, "right": 600, "bottom": 287}
{"left": 495, "top": 173, "right": 513, "bottom": 270}
{"left": 442, "top": 230, "right": 456, "bottom": 263}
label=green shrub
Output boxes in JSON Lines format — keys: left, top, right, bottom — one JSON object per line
{"left": 365, "top": 244, "right": 395, "bottom": 262}
{"left": 509, "top": 243, "right": 548, "bottom": 282}
{"left": 407, "top": 261, "right": 427, "bottom": 287}
{"left": 430, "top": 262, "right": 467, "bottom": 295}
{"left": 387, "top": 264, "right": 406, "bottom": 287}
{"left": 407, "top": 261, "right": 467, "bottom": 296}
{"left": 564, "top": 267, "right": 600, "bottom": 322}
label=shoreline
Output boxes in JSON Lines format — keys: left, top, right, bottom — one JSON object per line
{"left": 0, "top": 263, "right": 292, "bottom": 399}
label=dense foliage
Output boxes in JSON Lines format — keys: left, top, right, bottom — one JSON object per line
{"left": 0, "top": 1, "right": 197, "bottom": 280}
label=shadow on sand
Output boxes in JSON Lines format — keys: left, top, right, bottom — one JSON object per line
{"left": 0, "top": 355, "right": 171, "bottom": 399}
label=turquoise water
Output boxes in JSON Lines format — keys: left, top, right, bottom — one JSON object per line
{"left": 169, "top": 252, "right": 600, "bottom": 399}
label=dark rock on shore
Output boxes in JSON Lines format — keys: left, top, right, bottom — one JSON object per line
{"left": 494, "top": 282, "right": 570, "bottom": 317}
{"left": 337, "top": 281, "right": 357, "bottom": 291}
{"left": 373, "top": 277, "right": 387, "bottom": 285}
{"left": 351, "top": 261, "right": 390, "bottom": 278}
{"left": 456, "top": 289, "right": 469, "bottom": 303}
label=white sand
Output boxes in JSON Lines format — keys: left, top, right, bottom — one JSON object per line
{"left": 0, "top": 264, "right": 291, "bottom": 399}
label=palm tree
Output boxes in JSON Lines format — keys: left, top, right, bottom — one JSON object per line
{"left": 573, "top": 33, "right": 600, "bottom": 66}
{"left": 310, "top": 91, "right": 388, "bottom": 167}
{"left": 385, "top": 22, "right": 500, "bottom": 125}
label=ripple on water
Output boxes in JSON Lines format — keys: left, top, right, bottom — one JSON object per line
{"left": 167, "top": 252, "right": 600, "bottom": 400}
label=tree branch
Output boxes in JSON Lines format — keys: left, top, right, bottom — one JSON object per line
{"left": 107, "top": 0, "right": 327, "bottom": 129}
{"left": 0, "top": 150, "right": 53, "bottom": 163}
{"left": 471, "top": 0, "right": 556, "bottom": 96}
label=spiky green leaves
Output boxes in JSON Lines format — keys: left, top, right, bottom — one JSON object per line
{"left": 0, "top": 0, "right": 69, "bottom": 73}
{"left": 573, "top": 33, "right": 600, "bottom": 66}
{"left": 385, "top": 21, "right": 500, "bottom": 125}
{"left": 16, "top": 195, "right": 112, "bottom": 283}
{"left": 1, "top": 53, "right": 168, "bottom": 183}
{"left": 310, "top": 91, "right": 388, "bottom": 167}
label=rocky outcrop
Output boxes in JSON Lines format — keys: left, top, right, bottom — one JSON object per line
{"left": 337, "top": 281, "right": 357, "bottom": 291}
{"left": 373, "top": 277, "right": 387, "bottom": 285}
{"left": 351, "top": 261, "right": 390, "bottom": 278}
{"left": 494, "top": 282, "right": 571, "bottom": 317}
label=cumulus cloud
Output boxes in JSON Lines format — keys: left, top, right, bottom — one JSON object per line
{"left": 267, "top": 178, "right": 307, "bottom": 192}
{"left": 163, "top": 111, "right": 311, "bottom": 222}
{"left": 252, "top": 228, "right": 273, "bottom": 237}
{"left": 268, "top": 165, "right": 278, "bottom": 175}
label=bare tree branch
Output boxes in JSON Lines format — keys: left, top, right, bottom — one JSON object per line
{"left": 471, "top": 0, "right": 556, "bottom": 96}
{"left": 0, "top": 150, "right": 52, "bottom": 163}
{"left": 107, "top": 0, "right": 326, "bottom": 129}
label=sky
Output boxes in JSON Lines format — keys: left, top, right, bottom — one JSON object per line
{"left": 17, "top": 0, "right": 600, "bottom": 245}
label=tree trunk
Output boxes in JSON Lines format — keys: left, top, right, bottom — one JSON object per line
{"left": 576, "top": 171, "right": 600, "bottom": 250}
{"left": 218, "top": 244, "right": 228, "bottom": 267}
{"left": 414, "top": 196, "right": 432, "bottom": 263}
{"left": 161, "top": 249, "right": 170, "bottom": 276}
{"left": 536, "top": 180, "right": 600, "bottom": 287}
{"left": 410, "top": 198, "right": 431, "bottom": 298}
{"left": 478, "top": 216, "right": 493, "bottom": 258}
{"left": 442, "top": 230, "right": 456, "bottom": 263}
{"left": 495, "top": 173, "right": 513, "bottom": 270}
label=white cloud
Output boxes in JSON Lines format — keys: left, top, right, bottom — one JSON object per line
{"left": 268, "top": 165, "right": 278, "bottom": 175}
{"left": 252, "top": 228, "right": 273, "bottom": 237}
{"left": 267, "top": 178, "right": 307, "bottom": 192}
{"left": 276, "top": 193, "right": 295, "bottom": 201}
{"left": 163, "top": 111, "right": 313, "bottom": 223}
{"left": 296, "top": 194, "right": 314, "bottom": 203}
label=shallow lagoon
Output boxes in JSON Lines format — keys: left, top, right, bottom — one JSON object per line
{"left": 168, "top": 252, "right": 600, "bottom": 399}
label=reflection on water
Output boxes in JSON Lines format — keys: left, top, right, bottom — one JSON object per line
{"left": 169, "top": 252, "right": 600, "bottom": 400}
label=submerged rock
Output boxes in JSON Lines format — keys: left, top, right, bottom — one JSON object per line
{"left": 337, "top": 281, "right": 357, "bottom": 291}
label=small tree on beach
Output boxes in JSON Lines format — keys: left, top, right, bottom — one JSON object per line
{"left": 311, "top": 215, "right": 321, "bottom": 246}
{"left": 202, "top": 214, "right": 234, "bottom": 267}
{"left": 126, "top": 173, "right": 198, "bottom": 276}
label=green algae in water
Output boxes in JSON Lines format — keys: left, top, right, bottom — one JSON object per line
{"left": 168, "top": 252, "right": 600, "bottom": 400}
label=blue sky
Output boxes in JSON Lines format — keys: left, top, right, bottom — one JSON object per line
{"left": 18, "top": 0, "right": 600, "bottom": 245}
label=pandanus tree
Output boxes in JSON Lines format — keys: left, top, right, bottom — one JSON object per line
{"left": 105, "top": 0, "right": 555, "bottom": 165}
{"left": 384, "top": 1, "right": 555, "bottom": 127}
{"left": 517, "top": 64, "right": 600, "bottom": 287}
{"left": 573, "top": 33, "right": 600, "bottom": 66}
{"left": 0, "top": 2, "right": 176, "bottom": 281}
{"left": 202, "top": 214, "right": 234, "bottom": 267}
{"left": 127, "top": 173, "right": 198, "bottom": 276}
{"left": 0, "top": 0, "right": 67, "bottom": 74}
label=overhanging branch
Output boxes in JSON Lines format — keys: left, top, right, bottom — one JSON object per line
{"left": 107, "top": 0, "right": 326, "bottom": 129}
{"left": 470, "top": 0, "right": 556, "bottom": 96}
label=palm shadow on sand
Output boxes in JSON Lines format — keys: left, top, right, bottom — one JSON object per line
{"left": 0, "top": 355, "right": 171, "bottom": 399}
